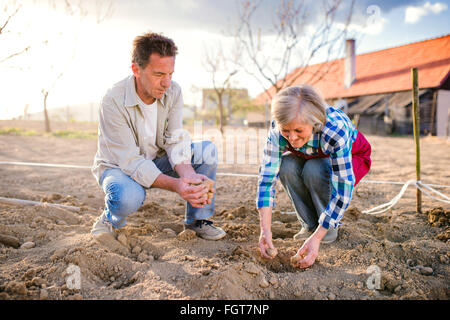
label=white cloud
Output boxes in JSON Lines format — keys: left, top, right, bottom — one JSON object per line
{"left": 333, "top": 5, "right": 387, "bottom": 36}
{"left": 405, "top": 1, "right": 448, "bottom": 24}
{"left": 335, "top": 18, "right": 387, "bottom": 36}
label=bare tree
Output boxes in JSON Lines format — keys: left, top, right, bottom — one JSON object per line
{"left": 0, "top": 2, "right": 30, "bottom": 64}
{"left": 41, "top": 69, "right": 65, "bottom": 133}
{"left": 233, "top": 0, "right": 355, "bottom": 103}
{"left": 203, "top": 42, "right": 239, "bottom": 133}
{"left": 39, "top": 0, "right": 114, "bottom": 132}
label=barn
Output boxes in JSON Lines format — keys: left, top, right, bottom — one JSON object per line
{"left": 254, "top": 35, "right": 450, "bottom": 136}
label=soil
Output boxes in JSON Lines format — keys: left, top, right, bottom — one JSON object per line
{"left": 0, "top": 121, "right": 449, "bottom": 300}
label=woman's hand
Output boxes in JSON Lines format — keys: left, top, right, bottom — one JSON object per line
{"left": 258, "top": 207, "right": 276, "bottom": 259}
{"left": 293, "top": 236, "right": 321, "bottom": 268}
{"left": 292, "top": 225, "right": 328, "bottom": 269}
{"left": 259, "top": 229, "right": 276, "bottom": 259}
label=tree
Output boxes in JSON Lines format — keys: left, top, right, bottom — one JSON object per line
{"left": 0, "top": 2, "right": 30, "bottom": 64}
{"left": 232, "top": 0, "right": 355, "bottom": 114}
{"left": 203, "top": 41, "right": 239, "bottom": 133}
{"left": 38, "top": 0, "right": 113, "bottom": 132}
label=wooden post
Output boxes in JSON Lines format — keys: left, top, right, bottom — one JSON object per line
{"left": 411, "top": 68, "right": 422, "bottom": 213}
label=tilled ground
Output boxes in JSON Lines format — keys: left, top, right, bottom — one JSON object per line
{"left": 0, "top": 129, "right": 449, "bottom": 300}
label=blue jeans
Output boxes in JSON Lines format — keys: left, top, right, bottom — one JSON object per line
{"left": 278, "top": 153, "right": 331, "bottom": 231}
{"left": 99, "top": 140, "right": 217, "bottom": 228}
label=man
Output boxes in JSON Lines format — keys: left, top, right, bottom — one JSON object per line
{"left": 91, "top": 32, "right": 226, "bottom": 241}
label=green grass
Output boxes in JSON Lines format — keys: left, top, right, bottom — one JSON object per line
{"left": 0, "top": 127, "right": 38, "bottom": 136}
{"left": 49, "top": 130, "right": 97, "bottom": 139}
{"left": 0, "top": 127, "right": 97, "bottom": 139}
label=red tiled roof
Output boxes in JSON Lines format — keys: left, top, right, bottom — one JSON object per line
{"left": 254, "top": 34, "right": 450, "bottom": 103}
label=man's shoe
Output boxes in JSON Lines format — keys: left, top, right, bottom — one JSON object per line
{"left": 293, "top": 227, "right": 313, "bottom": 240}
{"left": 185, "top": 220, "right": 226, "bottom": 241}
{"left": 91, "top": 213, "right": 114, "bottom": 236}
{"left": 321, "top": 228, "right": 338, "bottom": 244}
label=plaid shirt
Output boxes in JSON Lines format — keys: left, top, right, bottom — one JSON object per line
{"left": 256, "top": 106, "right": 358, "bottom": 230}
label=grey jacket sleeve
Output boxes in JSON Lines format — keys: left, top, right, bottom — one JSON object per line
{"left": 98, "top": 95, "right": 162, "bottom": 188}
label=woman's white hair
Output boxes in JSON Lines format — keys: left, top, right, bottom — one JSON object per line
{"left": 271, "top": 84, "right": 327, "bottom": 132}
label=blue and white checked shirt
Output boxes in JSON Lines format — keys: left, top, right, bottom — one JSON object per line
{"left": 256, "top": 106, "right": 358, "bottom": 230}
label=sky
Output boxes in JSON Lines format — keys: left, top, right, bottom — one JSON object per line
{"left": 0, "top": 0, "right": 449, "bottom": 119}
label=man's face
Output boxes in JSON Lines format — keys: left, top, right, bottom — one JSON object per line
{"left": 279, "top": 115, "right": 313, "bottom": 149}
{"left": 132, "top": 53, "right": 175, "bottom": 104}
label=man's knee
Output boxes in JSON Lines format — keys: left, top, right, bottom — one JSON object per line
{"left": 192, "top": 140, "right": 218, "bottom": 166}
{"left": 105, "top": 181, "right": 146, "bottom": 216}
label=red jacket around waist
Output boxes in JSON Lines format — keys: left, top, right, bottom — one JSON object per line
{"left": 286, "top": 131, "right": 371, "bottom": 186}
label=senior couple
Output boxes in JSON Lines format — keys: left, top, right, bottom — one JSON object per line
{"left": 91, "top": 32, "right": 371, "bottom": 269}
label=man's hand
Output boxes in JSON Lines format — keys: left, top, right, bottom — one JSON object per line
{"left": 184, "top": 173, "right": 215, "bottom": 205}
{"left": 175, "top": 176, "right": 210, "bottom": 208}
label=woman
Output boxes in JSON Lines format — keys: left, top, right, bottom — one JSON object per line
{"left": 257, "top": 85, "right": 371, "bottom": 269}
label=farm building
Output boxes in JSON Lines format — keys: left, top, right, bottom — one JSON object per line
{"left": 254, "top": 35, "right": 450, "bottom": 136}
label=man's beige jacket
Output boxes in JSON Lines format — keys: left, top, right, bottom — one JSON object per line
{"left": 92, "top": 75, "right": 191, "bottom": 188}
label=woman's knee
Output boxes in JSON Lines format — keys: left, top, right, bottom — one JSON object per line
{"left": 302, "top": 158, "right": 330, "bottom": 187}
{"left": 279, "top": 155, "right": 302, "bottom": 181}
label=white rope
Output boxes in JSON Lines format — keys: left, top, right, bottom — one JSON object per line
{"left": 0, "top": 196, "right": 80, "bottom": 212}
{"left": 0, "top": 161, "right": 91, "bottom": 169}
{"left": 2, "top": 161, "right": 450, "bottom": 188}
{"left": 416, "top": 181, "right": 450, "bottom": 204}
{"left": 362, "top": 179, "right": 450, "bottom": 215}
{"left": 216, "top": 172, "right": 258, "bottom": 178}
{"left": 362, "top": 179, "right": 418, "bottom": 215}
{"left": 1, "top": 161, "right": 449, "bottom": 215}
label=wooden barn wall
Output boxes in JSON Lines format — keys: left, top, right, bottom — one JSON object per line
{"left": 342, "top": 90, "right": 435, "bottom": 136}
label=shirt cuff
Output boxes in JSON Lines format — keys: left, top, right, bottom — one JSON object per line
{"left": 130, "top": 160, "right": 162, "bottom": 188}
{"left": 318, "top": 211, "right": 342, "bottom": 230}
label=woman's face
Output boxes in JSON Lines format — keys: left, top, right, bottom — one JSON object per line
{"left": 279, "top": 116, "right": 313, "bottom": 149}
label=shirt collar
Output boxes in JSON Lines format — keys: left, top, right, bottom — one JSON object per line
{"left": 305, "top": 132, "right": 320, "bottom": 149}
{"left": 125, "top": 75, "right": 167, "bottom": 108}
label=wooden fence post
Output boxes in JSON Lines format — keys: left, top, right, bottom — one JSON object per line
{"left": 412, "top": 68, "right": 422, "bottom": 213}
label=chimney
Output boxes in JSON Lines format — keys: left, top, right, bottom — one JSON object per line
{"left": 344, "top": 39, "right": 356, "bottom": 88}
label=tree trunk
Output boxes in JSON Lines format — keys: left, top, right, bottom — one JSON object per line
{"left": 218, "top": 96, "right": 224, "bottom": 134}
{"left": 43, "top": 91, "right": 51, "bottom": 133}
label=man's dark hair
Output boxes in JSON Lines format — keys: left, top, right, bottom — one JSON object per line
{"left": 132, "top": 32, "right": 178, "bottom": 68}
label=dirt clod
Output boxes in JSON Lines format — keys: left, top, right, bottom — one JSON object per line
{"left": 177, "top": 229, "right": 197, "bottom": 241}
{"left": 266, "top": 248, "right": 278, "bottom": 258}
{"left": 0, "top": 234, "right": 20, "bottom": 248}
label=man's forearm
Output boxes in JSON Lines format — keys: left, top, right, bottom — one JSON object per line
{"left": 152, "top": 173, "right": 179, "bottom": 193}
{"left": 174, "top": 162, "right": 196, "bottom": 178}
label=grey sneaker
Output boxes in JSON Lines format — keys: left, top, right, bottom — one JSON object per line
{"left": 293, "top": 227, "right": 314, "bottom": 240}
{"left": 91, "top": 213, "right": 114, "bottom": 236}
{"left": 321, "top": 228, "right": 338, "bottom": 244}
{"left": 185, "top": 220, "right": 226, "bottom": 240}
